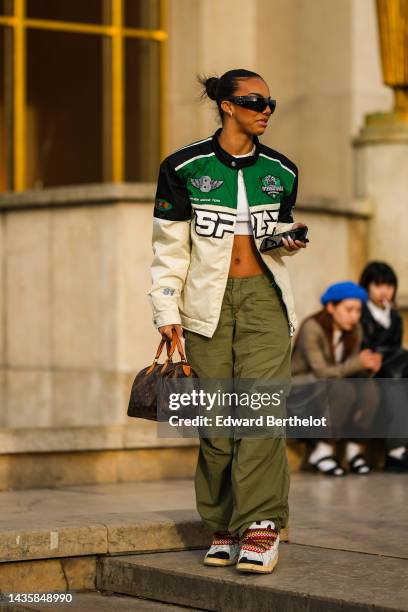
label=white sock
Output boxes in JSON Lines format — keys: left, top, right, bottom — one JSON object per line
{"left": 346, "top": 441, "right": 363, "bottom": 462}
{"left": 309, "top": 441, "right": 334, "bottom": 464}
{"left": 346, "top": 442, "right": 370, "bottom": 472}
{"left": 388, "top": 446, "right": 406, "bottom": 459}
{"left": 308, "top": 442, "right": 342, "bottom": 473}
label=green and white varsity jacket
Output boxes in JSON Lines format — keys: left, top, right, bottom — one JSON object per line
{"left": 148, "top": 127, "right": 300, "bottom": 338}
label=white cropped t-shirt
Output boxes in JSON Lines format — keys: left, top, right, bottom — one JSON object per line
{"left": 234, "top": 145, "right": 255, "bottom": 235}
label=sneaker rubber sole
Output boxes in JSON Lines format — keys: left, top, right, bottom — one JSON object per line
{"left": 202, "top": 525, "right": 288, "bottom": 569}
{"left": 203, "top": 556, "right": 238, "bottom": 567}
{"left": 236, "top": 554, "right": 279, "bottom": 574}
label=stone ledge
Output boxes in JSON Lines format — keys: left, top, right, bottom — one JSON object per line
{"left": 0, "top": 508, "right": 289, "bottom": 566}
{"left": 297, "top": 196, "right": 373, "bottom": 218}
{"left": 0, "top": 447, "right": 199, "bottom": 490}
{"left": 0, "top": 425, "right": 199, "bottom": 454}
{"left": 354, "top": 120, "right": 408, "bottom": 146}
{"left": 0, "top": 182, "right": 372, "bottom": 220}
{"left": 0, "top": 510, "right": 210, "bottom": 563}
{"left": 0, "top": 443, "right": 303, "bottom": 490}
{"left": 0, "top": 182, "right": 155, "bottom": 210}
{"left": 0, "top": 556, "right": 97, "bottom": 594}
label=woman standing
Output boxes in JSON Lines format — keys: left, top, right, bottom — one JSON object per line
{"left": 148, "top": 69, "right": 307, "bottom": 573}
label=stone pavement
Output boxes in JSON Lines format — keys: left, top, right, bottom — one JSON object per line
{"left": 1, "top": 473, "right": 407, "bottom": 560}
{"left": 0, "top": 473, "right": 407, "bottom": 610}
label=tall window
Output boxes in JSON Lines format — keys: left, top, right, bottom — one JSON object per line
{"left": 0, "top": 0, "right": 167, "bottom": 192}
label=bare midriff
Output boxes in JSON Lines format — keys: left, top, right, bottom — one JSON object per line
{"left": 228, "top": 234, "right": 269, "bottom": 278}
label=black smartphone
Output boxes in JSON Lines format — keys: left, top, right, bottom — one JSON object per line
{"left": 260, "top": 226, "right": 309, "bottom": 253}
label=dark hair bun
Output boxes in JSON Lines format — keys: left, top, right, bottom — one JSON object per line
{"left": 205, "top": 77, "right": 219, "bottom": 101}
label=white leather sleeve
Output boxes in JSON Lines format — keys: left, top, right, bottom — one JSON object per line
{"left": 147, "top": 217, "right": 191, "bottom": 328}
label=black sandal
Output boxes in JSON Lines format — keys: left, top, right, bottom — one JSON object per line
{"left": 348, "top": 453, "right": 371, "bottom": 475}
{"left": 309, "top": 455, "right": 345, "bottom": 477}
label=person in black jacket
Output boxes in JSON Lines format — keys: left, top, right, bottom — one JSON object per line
{"left": 359, "top": 261, "right": 408, "bottom": 472}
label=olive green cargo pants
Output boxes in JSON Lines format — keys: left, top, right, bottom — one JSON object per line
{"left": 183, "top": 273, "right": 291, "bottom": 538}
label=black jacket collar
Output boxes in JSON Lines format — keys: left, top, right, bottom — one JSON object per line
{"left": 211, "top": 127, "right": 260, "bottom": 169}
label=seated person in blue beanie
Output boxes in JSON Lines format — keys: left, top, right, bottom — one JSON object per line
{"left": 359, "top": 261, "right": 408, "bottom": 472}
{"left": 291, "top": 281, "right": 382, "bottom": 476}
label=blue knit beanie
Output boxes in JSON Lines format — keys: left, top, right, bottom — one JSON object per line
{"left": 320, "top": 281, "right": 368, "bottom": 306}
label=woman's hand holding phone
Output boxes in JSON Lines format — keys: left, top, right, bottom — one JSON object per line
{"left": 281, "top": 222, "right": 308, "bottom": 251}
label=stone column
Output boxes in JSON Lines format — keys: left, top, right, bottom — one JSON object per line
{"left": 353, "top": 0, "right": 408, "bottom": 302}
{"left": 354, "top": 126, "right": 408, "bottom": 302}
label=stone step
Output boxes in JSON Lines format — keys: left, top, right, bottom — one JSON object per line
{"left": 0, "top": 591, "right": 199, "bottom": 611}
{"left": 0, "top": 510, "right": 210, "bottom": 564}
{"left": 97, "top": 547, "right": 408, "bottom": 612}
{"left": 0, "top": 507, "right": 288, "bottom": 564}
{"left": 0, "top": 504, "right": 288, "bottom": 593}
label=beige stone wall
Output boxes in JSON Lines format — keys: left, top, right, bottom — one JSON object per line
{"left": 287, "top": 208, "right": 370, "bottom": 320}
{"left": 2, "top": 203, "right": 124, "bottom": 429}
{"left": 0, "top": 186, "right": 198, "bottom": 452}
{"left": 0, "top": 217, "right": 4, "bottom": 425}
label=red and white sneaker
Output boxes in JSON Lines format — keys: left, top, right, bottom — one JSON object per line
{"left": 236, "top": 520, "right": 279, "bottom": 574}
{"left": 203, "top": 530, "right": 240, "bottom": 567}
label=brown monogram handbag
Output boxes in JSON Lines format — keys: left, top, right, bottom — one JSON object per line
{"left": 127, "top": 329, "right": 198, "bottom": 421}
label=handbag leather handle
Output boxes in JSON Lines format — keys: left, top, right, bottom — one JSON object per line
{"left": 156, "top": 336, "right": 172, "bottom": 360}
{"left": 159, "top": 329, "right": 193, "bottom": 375}
{"left": 167, "top": 329, "right": 187, "bottom": 362}
{"left": 147, "top": 329, "right": 191, "bottom": 376}
{"left": 145, "top": 336, "right": 172, "bottom": 375}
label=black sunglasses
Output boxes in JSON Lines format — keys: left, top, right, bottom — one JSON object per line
{"left": 226, "top": 95, "right": 277, "bottom": 114}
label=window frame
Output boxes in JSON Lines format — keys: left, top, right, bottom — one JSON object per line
{"left": 0, "top": 0, "right": 168, "bottom": 191}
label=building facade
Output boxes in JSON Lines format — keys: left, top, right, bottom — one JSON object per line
{"left": 0, "top": 0, "right": 405, "bottom": 488}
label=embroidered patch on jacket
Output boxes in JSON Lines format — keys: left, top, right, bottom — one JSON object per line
{"left": 260, "top": 175, "right": 285, "bottom": 199}
{"left": 155, "top": 199, "right": 173, "bottom": 212}
{"left": 162, "top": 287, "right": 175, "bottom": 295}
{"left": 191, "top": 176, "right": 223, "bottom": 193}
